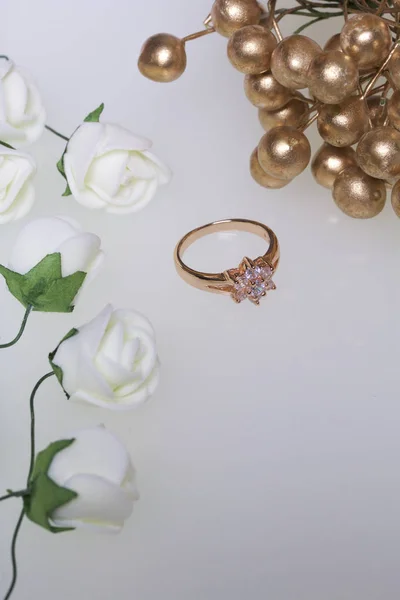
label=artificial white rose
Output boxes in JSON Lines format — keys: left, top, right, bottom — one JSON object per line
{"left": 9, "top": 215, "right": 104, "bottom": 284}
{"left": 0, "top": 58, "right": 46, "bottom": 147}
{"left": 63, "top": 122, "right": 171, "bottom": 214}
{"left": 44, "top": 426, "right": 139, "bottom": 533}
{"left": 0, "top": 216, "right": 105, "bottom": 313}
{"left": 0, "top": 150, "right": 36, "bottom": 224}
{"left": 50, "top": 304, "right": 160, "bottom": 410}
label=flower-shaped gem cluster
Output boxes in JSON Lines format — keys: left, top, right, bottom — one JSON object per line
{"left": 225, "top": 257, "right": 276, "bottom": 305}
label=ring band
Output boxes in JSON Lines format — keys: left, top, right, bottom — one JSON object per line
{"left": 174, "top": 219, "right": 280, "bottom": 305}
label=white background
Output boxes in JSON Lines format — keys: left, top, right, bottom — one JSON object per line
{"left": 0, "top": 1, "right": 400, "bottom": 599}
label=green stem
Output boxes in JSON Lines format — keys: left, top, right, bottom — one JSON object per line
{"left": 2, "top": 372, "right": 55, "bottom": 600}
{"left": 3, "top": 509, "right": 24, "bottom": 600}
{"left": 0, "top": 55, "right": 10, "bottom": 60}
{"left": 294, "top": 12, "right": 342, "bottom": 33}
{"left": 0, "top": 490, "right": 30, "bottom": 503}
{"left": 45, "top": 125, "right": 69, "bottom": 142}
{"left": 28, "top": 372, "right": 55, "bottom": 481}
{"left": 0, "top": 140, "right": 15, "bottom": 150}
{"left": 0, "top": 306, "right": 32, "bottom": 349}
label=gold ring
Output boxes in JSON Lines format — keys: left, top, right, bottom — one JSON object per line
{"left": 174, "top": 218, "right": 280, "bottom": 305}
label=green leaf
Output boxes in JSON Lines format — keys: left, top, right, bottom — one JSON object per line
{"left": 24, "top": 439, "right": 78, "bottom": 533}
{"left": 62, "top": 183, "right": 72, "bottom": 196}
{"left": 0, "top": 265, "right": 26, "bottom": 307}
{"left": 84, "top": 103, "right": 104, "bottom": 123}
{"left": 0, "top": 253, "right": 87, "bottom": 313}
{"left": 49, "top": 327, "right": 79, "bottom": 391}
{"left": 56, "top": 155, "right": 66, "bottom": 178}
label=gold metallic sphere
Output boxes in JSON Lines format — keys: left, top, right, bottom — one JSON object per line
{"left": 227, "top": 25, "right": 277, "bottom": 74}
{"left": 340, "top": 14, "right": 391, "bottom": 70}
{"left": 257, "top": 125, "right": 311, "bottom": 180}
{"left": 307, "top": 50, "right": 358, "bottom": 104}
{"left": 138, "top": 34, "right": 187, "bottom": 82}
{"left": 270, "top": 35, "right": 321, "bottom": 90}
{"left": 211, "top": 0, "right": 261, "bottom": 38}
{"left": 250, "top": 148, "right": 291, "bottom": 188}
{"left": 356, "top": 126, "right": 400, "bottom": 181}
{"left": 388, "top": 90, "right": 400, "bottom": 131}
{"left": 311, "top": 143, "right": 357, "bottom": 189}
{"left": 258, "top": 95, "right": 308, "bottom": 130}
{"left": 324, "top": 33, "right": 342, "bottom": 53}
{"left": 332, "top": 166, "right": 386, "bottom": 218}
{"left": 244, "top": 71, "right": 291, "bottom": 109}
{"left": 317, "top": 97, "right": 369, "bottom": 147}
{"left": 367, "top": 94, "right": 387, "bottom": 128}
{"left": 391, "top": 179, "right": 400, "bottom": 216}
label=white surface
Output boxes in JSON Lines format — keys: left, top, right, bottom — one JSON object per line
{"left": 0, "top": 2, "right": 400, "bottom": 599}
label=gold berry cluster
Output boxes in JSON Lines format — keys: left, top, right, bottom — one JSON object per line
{"left": 138, "top": 0, "right": 400, "bottom": 219}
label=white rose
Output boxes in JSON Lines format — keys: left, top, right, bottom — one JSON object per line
{"left": 0, "top": 150, "right": 36, "bottom": 223}
{"left": 9, "top": 215, "right": 104, "bottom": 286}
{"left": 0, "top": 58, "right": 46, "bottom": 147}
{"left": 63, "top": 122, "right": 171, "bottom": 215}
{"left": 51, "top": 304, "right": 160, "bottom": 410}
{"left": 47, "top": 426, "right": 139, "bottom": 532}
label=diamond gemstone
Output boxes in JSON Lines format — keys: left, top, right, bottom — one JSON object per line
{"left": 229, "top": 260, "right": 275, "bottom": 304}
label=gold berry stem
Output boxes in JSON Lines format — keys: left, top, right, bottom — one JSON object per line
{"left": 362, "top": 41, "right": 400, "bottom": 99}
{"left": 268, "top": 0, "right": 284, "bottom": 41}
{"left": 203, "top": 14, "right": 213, "bottom": 28}
{"left": 299, "top": 109, "right": 319, "bottom": 132}
{"left": 182, "top": 27, "right": 215, "bottom": 43}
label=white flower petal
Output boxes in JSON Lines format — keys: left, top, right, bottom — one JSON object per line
{"left": 111, "top": 309, "right": 155, "bottom": 339}
{"left": 0, "top": 151, "right": 35, "bottom": 213}
{"left": 116, "top": 363, "right": 161, "bottom": 406}
{"left": 120, "top": 338, "right": 140, "bottom": 370}
{"left": 97, "top": 123, "right": 151, "bottom": 154}
{"left": 64, "top": 122, "right": 104, "bottom": 190}
{"left": 53, "top": 310, "right": 114, "bottom": 398}
{"left": 86, "top": 150, "right": 128, "bottom": 200}
{"left": 8, "top": 216, "right": 78, "bottom": 273}
{"left": 3, "top": 69, "right": 28, "bottom": 125}
{"left": 105, "top": 179, "right": 158, "bottom": 215}
{"left": 99, "top": 320, "right": 125, "bottom": 362}
{"left": 57, "top": 232, "right": 102, "bottom": 277}
{"left": 51, "top": 473, "right": 136, "bottom": 530}
{"left": 95, "top": 354, "right": 141, "bottom": 390}
{"left": 127, "top": 153, "right": 159, "bottom": 180}
{"left": 75, "top": 305, "right": 113, "bottom": 355}
{"left": 141, "top": 150, "right": 172, "bottom": 184}
{"left": 0, "top": 180, "right": 35, "bottom": 224}
{"left": 48, "top": 427, "right": 131, "bottom": 487}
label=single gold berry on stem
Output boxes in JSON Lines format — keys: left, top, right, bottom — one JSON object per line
{"left": 138, "top": 34, "right": 187, "bottom": 82}
{"left": 258, "top": 95, "right": 308, "bottom": 130}
{"left": 211, "top": 0, "right": 261, "bottom": 38}
{"left": 270, "top": 35, "right": 321, "bottom": 90}
{"left": 307, "top": 51, "right": 359, "bottom": 104}
{"left": 227, "top": 25, "right": 277, "bottom": 74}
{"left": 244, "top": 71, "right": 291, "bottom": 109}
{"left": 356, "top": 126, "right": 400, "bottom": 181}
{"left": 340, "top": 14, "right": 391, "bottom": 70}
{"left": 311, "top": 143, "right": 357, "bottom": 189}
{"left": 332, "top": 165, "right": 386, "bottom": 218}
{"left": 258, "top": 125, "right": 311, "bottom": 180}
{"left": 250, "top": 148, "right": 291, "bottom": 188}
{"left": 391, "top": 179, "right": 400, "bottom": 216}
{"left": 317, "top": 97, "right": 369, "bottom": 147}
